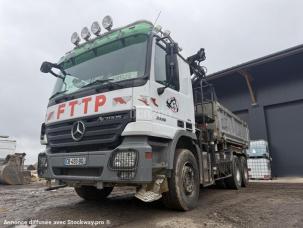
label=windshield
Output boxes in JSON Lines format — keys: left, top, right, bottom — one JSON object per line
{"left": 52, "top": 34, "right": 148, "bottom": 96}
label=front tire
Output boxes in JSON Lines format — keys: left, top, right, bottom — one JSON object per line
{"left": 74, "top": 186, "right": 113, "bottom": 201}
{"left": 225, "top": 156, "right": 242, "bottom": 190}
{"left": 162, "top": 149, "right": 200, "bottom": 211}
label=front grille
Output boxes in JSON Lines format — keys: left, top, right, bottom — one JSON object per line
{"left": 46, "top": 110, "right": 134, "bottom": 153}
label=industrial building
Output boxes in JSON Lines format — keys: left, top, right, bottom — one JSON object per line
{"left": 208, "top": 44, "right": 303, "bottom": 177}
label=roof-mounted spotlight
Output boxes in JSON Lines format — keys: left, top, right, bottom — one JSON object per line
{"left": 71, "top": 32, "right": 80, "bottom": 46}
{"left": 163, "top": 30, "right": 171, "bottom": 37}
{"left": 81, "top": 27, "right": 91, "bottom": 41}
{"left": 154, "top": 25, "right": 162, "bottom": 34}
{"left": 102, "top": 15, "right": 113, "bottom": 31}
{"left": 91, "top": 21, "right": 101, "bottom": 36}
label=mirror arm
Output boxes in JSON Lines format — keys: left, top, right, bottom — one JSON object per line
{"left": 51, "top": 63, "right": 67, "bottom": 76}
{"left": 49, "top": 70, "right": 65, "bottom": 80}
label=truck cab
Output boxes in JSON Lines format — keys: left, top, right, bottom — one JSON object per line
{"left": 38, "top": 17, "right": 249, "bottom": 211}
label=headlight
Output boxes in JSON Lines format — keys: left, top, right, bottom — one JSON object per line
{"left": 109, "top": 150, "right": 138, "bottom": 170}
{"left": 40, "top": 123, "right": 48, "bottom": 145}
{"left": 71, "top": 32, "right": 80, "bottom": 46}
{"left": 91, "top": 21, "right": 101, "bottom": 36}
{"left": 81, "top": 27, "right": 91, "bottom": 41}
{"left": 102, "top": 15, "right": 113, "bottom": 31}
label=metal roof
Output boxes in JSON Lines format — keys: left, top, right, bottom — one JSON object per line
{"left": 207, "top": 43, "right": 303, "bottom": 80}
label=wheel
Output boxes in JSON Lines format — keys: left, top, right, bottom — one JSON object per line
{"left": 162, "top": 148, "right": 200, "bottom": 211}
{"left": 225, "top": 156, "right": 242, "bottom": 190}
{"left": 74, "top": 186, "right": 113, "bottom": 201}
{"left": 240, "top": 156, "right": 249, "bottom": 187}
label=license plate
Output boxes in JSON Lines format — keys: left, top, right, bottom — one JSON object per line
{"left": 64, "top": 157, "right": 86, "bottom": 166}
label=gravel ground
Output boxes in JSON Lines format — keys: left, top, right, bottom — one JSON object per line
{"left": 0, "top": 182, "right": 303, "bottom": 228}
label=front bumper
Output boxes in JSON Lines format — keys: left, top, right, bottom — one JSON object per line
{"left": 38, "top": 136, "right": 152, "bottom": 184}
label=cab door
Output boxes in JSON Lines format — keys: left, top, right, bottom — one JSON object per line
{"left": 149, "top": 38, "right": 195, "bottom": 139}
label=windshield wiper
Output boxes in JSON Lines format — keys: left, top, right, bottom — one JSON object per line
{"left": 81, "top": 79, "right": 125, "bottom": 89}
{"left": 81, "top": 79, "right": 113, "bottom": 88}
{"left": 49, "top": 90, "right": 67, "bottom": 100}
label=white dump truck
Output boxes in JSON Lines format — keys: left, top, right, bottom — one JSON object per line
{"left": 38, "top": 17, "right": 249, "bottom": 210}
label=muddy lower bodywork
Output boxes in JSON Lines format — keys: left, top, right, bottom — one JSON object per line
{"left": 38, "top": 136, "right": 155, "bottom": 182}
{"left": 38, "top": 135, "right": 172, "bottom": 201}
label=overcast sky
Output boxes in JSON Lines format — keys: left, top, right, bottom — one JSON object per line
{"left": 0, "top": 0, "right": 302, "bottom": 164}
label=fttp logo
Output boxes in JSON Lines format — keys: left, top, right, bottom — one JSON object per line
{"left": 71, "top": 121, "right": 86, "bottom": 141}
{"left": 46, "top": 94, "right": 107, "bottom": 122}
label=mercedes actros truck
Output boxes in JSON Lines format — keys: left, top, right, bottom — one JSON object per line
{"left": 38, "top": 16, "right": 249, "bottom": 210}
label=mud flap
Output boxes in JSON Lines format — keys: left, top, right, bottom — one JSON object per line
{"left": 135, "top": 175, "right": 168, "bottom": 202}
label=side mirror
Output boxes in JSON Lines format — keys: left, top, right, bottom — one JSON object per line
{"left": 40, "top": 61, "right": 53, "bottom": 73}
{"left": 158, "top": 51, "right": 179, "bottom": 96}
{"left": 157, "top": 42, "right": 179, "bottom": 96}
{"left": 165, "top": 54, "right": 177, "bottom": 80}
{"left": 165, "top": 42, "right": 179, "bottom": 81}
{"left": 40, "top": 61, "right": 66, "bottom": 79}
{"left": 165, "top": 42, "right": 179, "bottom": 55}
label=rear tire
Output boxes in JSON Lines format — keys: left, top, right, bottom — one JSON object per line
{"left": 162, "top": 149, "right": 200, "bottom": 211}
{"left": 225, "top": 156, "right": 242, "bottom": 190}
{"left": 74, "top": 186, "right": 113, "bottom": 201}
{"left": 240, "top": 156, "right": 249, "bottom": 187}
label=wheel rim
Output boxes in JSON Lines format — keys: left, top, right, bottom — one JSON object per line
{"left": 236, "top": 166, "right": 241, "bottom": 184}
{"left": 182, "top": 162, "right": 195, "bottom": 195}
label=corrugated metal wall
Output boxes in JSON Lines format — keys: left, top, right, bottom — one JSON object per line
{"left": 264, "top": 100, "right": 303, "bottom": 176}
{"left": 209, "top": 52, "right": 303, "bottom": 177}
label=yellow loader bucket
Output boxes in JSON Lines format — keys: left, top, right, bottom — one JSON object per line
{"left": 0, "top": 153, "right": 26, "bottom": 185}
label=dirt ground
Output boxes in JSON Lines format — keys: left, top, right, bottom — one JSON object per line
{"left": 0, "top": 182, "right": 303, "bottom": 228}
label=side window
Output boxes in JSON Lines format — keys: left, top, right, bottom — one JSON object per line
{"left": 154, "top": 44, "right": 179, "bottom": 91}
{"left": 177, "top": 56, "right": 190, "bottom": 95}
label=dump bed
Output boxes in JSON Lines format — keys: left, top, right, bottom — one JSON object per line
{"left": 201, "top": 101, "right": 249, "bottom": 147}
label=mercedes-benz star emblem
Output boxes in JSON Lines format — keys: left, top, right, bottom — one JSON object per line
{"left": 71, "top": 121, "right": 86, "bottom": 141}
